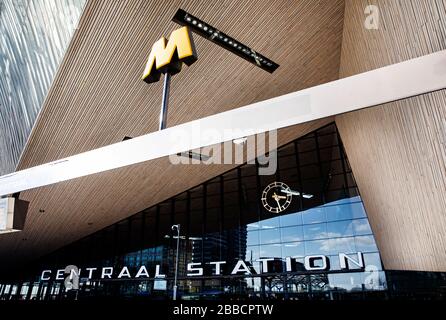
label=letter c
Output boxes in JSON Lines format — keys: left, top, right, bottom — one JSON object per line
{"left": 41, "top": 270, "right": 52, "bottom": 281}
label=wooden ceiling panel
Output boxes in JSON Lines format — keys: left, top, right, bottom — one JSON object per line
{"left": 0, "top": 0, "right": 344, "bottom": 269}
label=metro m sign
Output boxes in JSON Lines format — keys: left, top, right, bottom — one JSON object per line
{"left": 142, "top": 26, "right": 197, "bottom": 83}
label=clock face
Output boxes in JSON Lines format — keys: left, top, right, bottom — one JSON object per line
{"left": 261, "top": 182, "right": 292, "bottom": 214}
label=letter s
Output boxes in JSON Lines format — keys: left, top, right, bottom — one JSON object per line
{"left": 364, "top": 264, "right": 379, "bottom": 289}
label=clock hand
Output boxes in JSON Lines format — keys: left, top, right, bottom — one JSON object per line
{"left": 274, "top": 197, "right": 282, "bottom": 211}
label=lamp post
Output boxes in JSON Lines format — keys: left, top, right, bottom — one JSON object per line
{"left": 171, "top": 224, "right": 180, "bottom": 300}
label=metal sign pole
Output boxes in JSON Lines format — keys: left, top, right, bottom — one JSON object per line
{"left": 159, "top": 72, "right": 171, "bottom": 130}
{"left": 172, "top": 224, "right": 180, "bottom": 300}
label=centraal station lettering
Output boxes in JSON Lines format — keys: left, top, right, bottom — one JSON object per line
{"left": 41, "top": 252, "right": 365, "bottom": 281}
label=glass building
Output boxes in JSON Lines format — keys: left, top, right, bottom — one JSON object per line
{"left": 0, "top": 124, "right": 390, "bottom": 300}
{"left": 1, "top": 123, "right": 445, "bottom": 301}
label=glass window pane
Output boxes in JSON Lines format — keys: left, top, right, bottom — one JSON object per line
{"left": 303, "top": 223, "right": 327, "bottom": 240}
{"left": 259, "top": 216, "right": 280, "bottom": 229}
{"left": 328, "top": 273, "right": 363, "bottom": 291}
{"left": 304, "top": 239, "right": 330, "bottom": 255}
{"left": 299, "top": 150, "right": 318, "bottom": 165}
{"left": 281, "top": 226, "right": 304, "bottom": 242}
{"left": 363, "top": 252, "right": 383, "bottom": 270}
{"left": 302, "top": 207, "right": 326, "bottom": 224}
{"left": 259, "top": 244, "right": 282, "bottom": 259}
{"left": 355, "top": 235, "right": 378, "bottom": 252}
{"left": 282, "top": 242, "right": 305, "bottom": 258}
{"left": 326, "top": 220, "right": 354, "bottom": 238}
{"left": 329, "top": 255, "right": 341, "bottom": 270}
{"left": 306, "top": 237, "right": 356, "bottom": 255}
{"left": 247, "top": 230, "right": 259, "bottom": 246}
{"left": 279, "top": 212, "right": 303, "bottom": 227}
{"left": 259, "top": 228, "right": 281, "bottom": 244}
{"left": 325, "top": 204, "right": 353, "bottom": 221}
{"left": 246, "top": 246, "right": 260, "bottom": 262}
{"left": 351, "top": 202, "right": 367, "bottom": 219}
{"left": 352, "top": 219, "right": 373, "bottom": 235}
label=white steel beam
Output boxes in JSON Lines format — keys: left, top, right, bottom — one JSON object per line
{"left": 1, "top": 50, "right": 445, "bottom": 196}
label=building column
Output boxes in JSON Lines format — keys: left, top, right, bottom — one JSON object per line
{"left": 335, "top": 0, "right": 446, "bottom": 271}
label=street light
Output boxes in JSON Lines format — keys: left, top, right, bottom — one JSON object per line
{"left": 171, "top": 224, "right": 180, "bottom": 300}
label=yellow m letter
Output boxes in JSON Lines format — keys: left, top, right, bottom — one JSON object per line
{"left": 142, "top": 26, "right": 197, "bottom": 83}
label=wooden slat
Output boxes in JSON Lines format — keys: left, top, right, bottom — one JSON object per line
{"left": 0, "top": 0, "right": 344, "bottom": 269}
{"left": 336, "top": 0, "right": 446, "bottom": 272}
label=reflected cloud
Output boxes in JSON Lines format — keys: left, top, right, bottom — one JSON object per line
{"left": 354, "top": 220, "right": 371, "bottom": 232}
{"left": 319, "top": 237, "right": 354, "bottom": 253}
{"left": 355, "top": 236, "right": 375, "bottom": 246}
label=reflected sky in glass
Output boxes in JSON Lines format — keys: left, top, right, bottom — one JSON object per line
{"left": 279, "top": 212, "right": 303, "bottom": 227}
{"left": 281, "top": 226, "right": 304, "bottom": 242}
{"left": 303, "top": 223, "right": 327, "bottom": 240}
{"left": 302, "top": 207, "right": 325, "bottom": 224}
{"left": 247, "top": 195, "right": 381, "bottom": 275}
{"left": 260, "top": 228, "right": 281, "bottom": 244}
{"left": 259, "top": 244, "right": 282, "bottom": 258}
{"left": 282, "top": 242, "right": 305, "bottom": 258}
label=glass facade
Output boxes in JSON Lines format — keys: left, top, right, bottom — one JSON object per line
{"left": 0, "top": 123, "right": 444, "bottom": 301}
{"left": 0, "top": 0, "right": 86, "bottom": 175}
